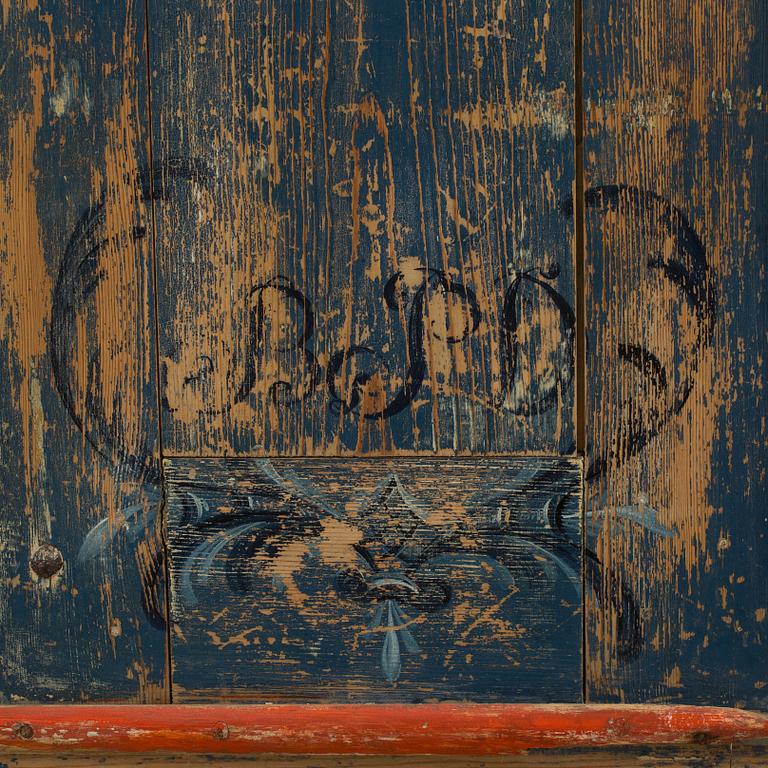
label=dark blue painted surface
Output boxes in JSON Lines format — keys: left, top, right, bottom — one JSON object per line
{"left": 1, "top": 0, "right": 765, "bottom": 710}
{"left": 149, "top": 0, "right": 576, "bottom": 456}
{"left": 584, "top": 0, "right": 767, "bottom": 708}
{"left": 0, "top": 1, "right": 166, "bottom": 701}
{"left": 165, "top": 457, "right": 582, "bottom": 702}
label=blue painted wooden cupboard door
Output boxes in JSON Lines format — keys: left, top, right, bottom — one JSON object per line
{"left": 150, "top": 0, "right": 583, "bottom": 702}
{"left": 0, "top": 0, "right": 765, "bottom": 708}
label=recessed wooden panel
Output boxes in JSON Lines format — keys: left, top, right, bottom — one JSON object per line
{"left": 0, "top": 1, "right": 166, "bottom": 700}
{"left": 149, "top": 0, "right": 576, "bottom": 456}
{"left": 583, "top": 1, "right": 767, "bottom": 704}
{"left": 165, "top": 457, "right": 583, "bottom": 702}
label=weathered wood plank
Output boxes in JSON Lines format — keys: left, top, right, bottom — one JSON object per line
{"left": 2, "top": 748, "right": 768, "bottom": 768}
{"left": 4, "top": 750, "right": 768, "bottom": 768}
{"left": 3, "top": 703, "right": 768, "bottom": 755}
{"left": 0, "top": 0, "right": 167, "bottom": 700}
{"left": 149, "top": 0, "right": 577, "bottom": 456}
{"left": 582, "top": 0, "right": 768, "bottom": 704}
{"left": 165, "top": 457, "right": 582, "bottom": 702}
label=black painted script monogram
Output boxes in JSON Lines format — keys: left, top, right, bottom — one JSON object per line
{"left": 53, "top": 164, "right": 709, "bottom": 664}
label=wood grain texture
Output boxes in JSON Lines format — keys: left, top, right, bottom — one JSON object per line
{"left": 2, "top": 748, "right": 768, "bottom": 768}
{"left": 164, "top": 457, "right": 582, "bottom": 702}
{"left": 2, "top": 703, "right": 768, "bottom": 755}
{"left": 0, "top": 0, "right": 167, "bottom": 700}
{"left": 582, "top": 0, "right": 768, "bottom": 705}
{"left": 4, "top": 751, "right": 768, "bottom": 768}
{"left": 149, "top": 0, "right": 577, "bottom": 457}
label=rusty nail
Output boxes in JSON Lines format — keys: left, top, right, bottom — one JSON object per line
{"left": 212, "top": 723, "right": 230, "bottom": 740}
{"left": 30, "top": 543, "right": 64, "bottom": 579}
{"left": 12, "top": 722, "right": 34, "bottom": 740}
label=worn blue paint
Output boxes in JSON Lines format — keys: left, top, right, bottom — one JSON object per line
{"left": 165, "top": 457, "right": 583, "bottom": 702}
{"left": 584, "top": 0, "right": 768, "bottom": 709}
{"left": 150, "top": 0, "right": 577, "bottom": 455}
{"left": 0, "top": 1, "right": 166, "bottom": 701}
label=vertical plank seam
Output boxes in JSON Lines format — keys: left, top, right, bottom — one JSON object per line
{"left": 141, "top": 0, "right": 173, "bottom": 704}
{"left": 574, "top": 0, "right": 588, "bottom": 704}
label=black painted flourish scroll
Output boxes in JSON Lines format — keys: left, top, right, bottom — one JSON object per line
{"left": 498, "top": 268, "right": 576, "bottom": 415}
{"left": 562, "top": 184, "right": 715, "bottom": 660}
{"left": 52, "top": 154, "right": 577, "bottom": 453}
{"left": 171, "top": 460, "right": 582, "bottom": 683}
{"left": 326, "top": 264, "right": 573, "bottom": 422}
{"left": 562, "top": 184, "right": 715, "bottom": 480}
{"left": 168, "top": 458, "right": 644, "bottom": 682}
{"left": 51, "top": 156, "right": 212, "bottom": 485}
{"left": 52, "top": 157, "right": 212, "bottom": 630}
{"left": 55, "top": 166, "right": 705, "bottom": 662}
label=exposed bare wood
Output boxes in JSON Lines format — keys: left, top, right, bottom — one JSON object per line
{"left": 582, "top": 0, "right": 767, "bottom": 705}
{"left": 164, "top": 457, "right": 582, "bottom": 701}
{"left": 149, "top": 0, "right": 577, "bottom": 457}
{"left": 0, "top": 0, "right": 167, "bottom": 702}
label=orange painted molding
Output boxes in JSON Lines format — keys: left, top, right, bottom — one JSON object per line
{"left": 1, "top": 704, "right": 767, "bottom": 755}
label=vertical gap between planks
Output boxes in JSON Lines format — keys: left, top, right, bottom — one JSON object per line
{"left": 574, "top": 0, "right": 588, "bottom": 704}
{"left": 142, "top": 0, "right": 174, "bottom": 704}
{"left": 130, "top": 1, "right": 593, "bottom": 706}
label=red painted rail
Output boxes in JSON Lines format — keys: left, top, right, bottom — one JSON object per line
{"left": 0, "top": 704, "right": 767, "bottom": 755}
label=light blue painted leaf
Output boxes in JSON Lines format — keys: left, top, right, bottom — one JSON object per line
{"left": 367, "top": 602, "right": 385, "bottom": 630}
{"left": 187, "top": 491, "right": 209, "bottom": 522}
{"left": 362, "top": 472, "right": 431, "bottom": 520}
{"left": 381, "top": 602, "right": 402, "bottom": 682}
{"left": 467, "top": 461, "right": 543, "bottom": 507}
{"left": 588, "top": 503, "right": 675, "bottom": 537}
{"left": 396, "top": 625, "right": 420, "bottom": 655}
{"left": 78, "top": 501, "right": 155, "bottom": 563}
{"left": 389, "top": 602, "right": 421, "bottom": 654}
{"left": 257, "top": 459, "right": 339, "bottom": 518}
{"left": 179, "top": 521, "right": 269, "bottom": 608}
